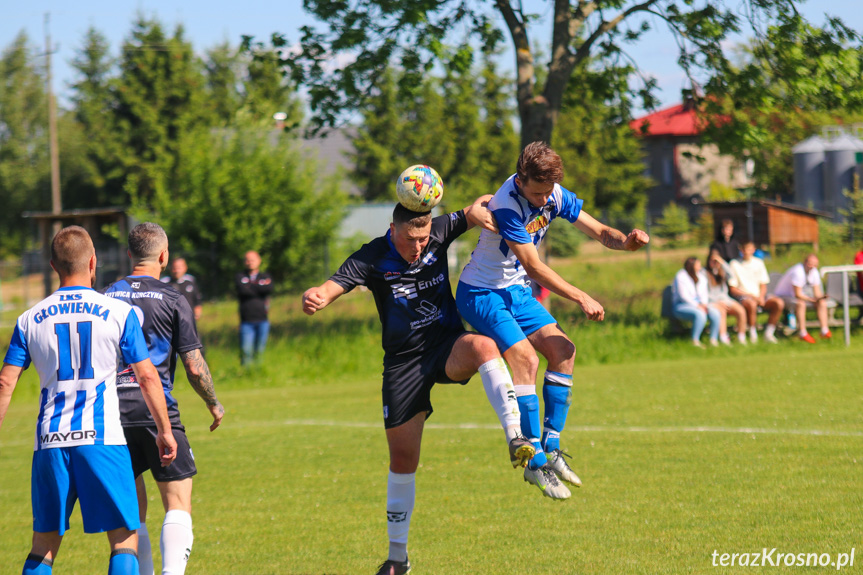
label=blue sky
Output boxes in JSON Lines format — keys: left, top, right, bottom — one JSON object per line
{"left": 3, "top": 0, "right": 861, "bottom": 115}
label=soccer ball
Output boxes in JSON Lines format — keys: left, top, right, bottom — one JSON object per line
{"left": 396, "top": 165, "right": 444, "bottom": 212}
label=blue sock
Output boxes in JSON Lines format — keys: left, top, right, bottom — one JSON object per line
{"left": 517, "top": 393, "right": 547, "bottom": 469}
{"left": 541, "top": 371, "right": 573, "bottom": 453}
{"left": 108, "top": 549, "right": 138, "bottom": 575}
{"left": 22, "top": 554, "right": 52, "bottom": 575}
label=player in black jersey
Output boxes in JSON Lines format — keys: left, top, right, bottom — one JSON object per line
{"left": 303, "top": 201, "right": 533, "bottom": 575}
{"left": 103, "top": 223, "right": 224, "bottom": 575}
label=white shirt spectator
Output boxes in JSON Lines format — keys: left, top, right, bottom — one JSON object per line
{"left": 774, "top": 262, "right": 822, "bottom": 298}
{"left": 672, "top": 269, "right": 709, "bottom": 306}
{"left": 728, "top": 257, "right": 770, "bottom": 296}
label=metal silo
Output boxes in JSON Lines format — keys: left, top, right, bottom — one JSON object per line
{"left": 823, "top": 134, "right": 863, "bottom": 221}
{"left": 792, "top": 136, "right": 826, "bottom": 210}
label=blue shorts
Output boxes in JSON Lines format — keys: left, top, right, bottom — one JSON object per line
{"left": 31, "top": 445, "right": 139, "bottom": 535}
{"left": 456, "top": 282, "right": 557, "bottom": 353}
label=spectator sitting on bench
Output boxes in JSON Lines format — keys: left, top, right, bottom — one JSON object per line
{"left": 773, "top": 254, "right": 832, "bottom": 343}
{"left": 728, "top": 242, "right": 784, "bottom": 344}
{"left": 705, "top": 248, "right": 748, "bottom": 345}
{"left": 672, "top": 257, "right": 721, "bottom": 348}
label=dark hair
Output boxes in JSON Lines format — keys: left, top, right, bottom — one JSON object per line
{"left": 392, "top": 203, "right": 432, "bottom": 229}
{"left": 683, "top": 256, "right": 699, "bottom": 283}
{"left": 705, "top": 249, "right": 725, "bottom": 286}
{"left": 51, "top": 226, "right": 94, "bottom": 276}
{"left": 128, "top": 222, "right": 168, "bottom": 263}
{"left": 516, "top": 141, "right": 564, "bottom": 185}
{"left": 721, "top": 218, "right": 734, "bottom": 228}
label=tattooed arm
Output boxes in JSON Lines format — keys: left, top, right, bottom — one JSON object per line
{"left": 573, "top": 210, "right": 650, "bottom": 251}
{"left": 179, "top": 349, "right": 224, "bottom": 431}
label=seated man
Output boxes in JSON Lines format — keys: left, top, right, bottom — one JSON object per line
{"left": 708, "top": 218, "right": 740, "bottom": 263}
{"left": 773, "top": 253, "right": 832, "bottom": 343}
{"left": 728, "top": 241, "right": 784, "bottom": 343}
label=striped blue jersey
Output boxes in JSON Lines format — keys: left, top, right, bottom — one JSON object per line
{"left": 459, "top": 175, "right": 583, "bottom": 289}
{"left": 3, "top": 286, "right": 149, "bottom": 450}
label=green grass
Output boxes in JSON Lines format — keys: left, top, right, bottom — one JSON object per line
{"left": 2, "top": 248, "right": 863, "bottom": 573}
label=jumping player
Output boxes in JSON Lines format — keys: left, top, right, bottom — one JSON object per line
{"left": 303, "top": 199, "right": 533, "bottom": 575}
{"left": 457, "top": 142, "right": 649, "bottom": 499}
{"left": 0, "top": 226, "right": 177, "bottom": 575}
{"left": 103, "top": 223, "right": 224, "bottom": 575}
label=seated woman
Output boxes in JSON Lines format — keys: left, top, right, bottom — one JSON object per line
{"left": 705, "top": 248, "right": 749, "bottom": 345}
{"left": 672, "top": 256, "right": 722, "bottom": 347}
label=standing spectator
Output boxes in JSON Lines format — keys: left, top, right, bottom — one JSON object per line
{"left": 161, "top": 257, "right": 202, "bottom": 322}
{"left": 672, "top": 257, "right": 721, "bottom": 347}
{"left": 705, "top": 249, "right": 748, "bottom": 345}
{"left": 728, "top": 241, "right": 785, "bottom": 343}
{"left": 709, "top": 219, "right": 740, "bottom": 263}
{"left": 774, "top": 254, "right": 832, "bottom": 343}
{"left": 236, "top": 250, "right": 273, "bottom": 365}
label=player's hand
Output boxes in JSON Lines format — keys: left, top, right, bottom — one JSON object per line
{"left": 302, "top": 288, "right": 326, "bottom": 315}
{"left": 623, "top": 229, "right": 650, "bottom": 251}
{"left": 156, "top": 430, "right": 178, "bottom": 467}
{"left": 208, "top": 401, "right": 224, "bottom": 432}
{"left": 577, "top": 294, "right": 605, "bottom": 321}
{"left": 471, "top": 200, "right": 499, "bottom": 234}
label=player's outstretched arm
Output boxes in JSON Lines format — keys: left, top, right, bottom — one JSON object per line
{"left": 0, "top": 364, "right": 23, "bottom": 432}
{"left": 573, "top": 211, "right": 649, "bottom": 251}
{"left": 463, "top": 195, "right": 498, "bottom": 233}
{"left": 302, "top": 280, "right": 346, "bottom": 316}
{"left": 506, "top": 240, "right": 605, "bottom": 321}
{"left": 131, "top": 358, "right": 178, "bottom": 467}
{"left": 179, "top": 349, "right": 223, "bottom": 432}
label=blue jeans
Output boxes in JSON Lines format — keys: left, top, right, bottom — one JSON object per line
{"left": 672, "top": 303, "right": 720, "bottom": 342}
{"left": 240, "top": 321, "right": 269, "bottom": 365}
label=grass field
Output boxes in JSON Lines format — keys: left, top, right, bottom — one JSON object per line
{"left": 1, "top": 247, "right": 862, "bottom": 574}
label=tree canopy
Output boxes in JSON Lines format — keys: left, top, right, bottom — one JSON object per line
{"left": 275, "top": 0, "right": 861, "bottom": 148}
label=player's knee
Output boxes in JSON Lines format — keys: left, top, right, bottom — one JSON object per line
{"left": 474, "top": 336, "right": 501, "bottom": 365}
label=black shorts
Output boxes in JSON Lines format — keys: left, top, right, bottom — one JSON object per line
{"left": 382, "top": 331, "right": 469, "bottom": 429}
{"left": 124, "top": 425, "right": 197, "bottom": 482}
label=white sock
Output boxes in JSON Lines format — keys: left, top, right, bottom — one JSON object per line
{"left": 161, "top": 510, "right": 193, "bottom": 575}
{"left": 386, "top": 472, "right": 415, "bottom": 562}
{"left": 765, "top": 324, "right": 776, "bottom": 338}
{"left": 137, "top": 523, "right": 155, "bottom": 575}
{"left": 799, "top": 327, "right": 809, "bottom": 337}
{"left": 737, "top": 331, "right": 747, "bottom": 343}
{"left": 478, "top": 358, "right": 521, "bottom": 442}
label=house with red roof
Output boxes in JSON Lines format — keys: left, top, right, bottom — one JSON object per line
{"left": 630, "top": 101, "right": 751, "bottom": 218}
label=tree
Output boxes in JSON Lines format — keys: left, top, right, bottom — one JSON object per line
{"left": 553, "top": 62, "right": 650, "bottom": 221}
{"left": 142, "top": 128, "right": 346, "bottom": 293}
{"left": 65, "top": 27, "right": 125, "bottom": 208}
{"left": 349, "top": 45, "right": 519, "bottom": 207}
{"left": 113, "top": 16, "right": 211, "bottom": 203}
{"left": 698, "top": 21, "right": 863, "bottom": 197}
{"left": 204, "top": 41, "right": 244, "bottom": 127}
{"left": 0, "top": 32, "right": 49, "bottom": 256}
{"left": 272, "top": 0, "right": 859, "bottom": 149}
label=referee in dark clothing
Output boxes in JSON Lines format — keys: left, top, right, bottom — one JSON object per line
{"left": 236, "top": 250, "right": 273, "bottom": 365}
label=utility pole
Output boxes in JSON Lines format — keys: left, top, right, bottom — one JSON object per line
{"left": 45, "top": 13, "right": 61, "bottom": 217}
{"left": 43, "top": 13, "right": 62, "bottom": 297}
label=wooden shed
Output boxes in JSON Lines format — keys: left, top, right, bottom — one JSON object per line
{"left": 22, "top": 207, "right": 131, "bottom": 297}
{"left": 702, "top": 200, "right": 828, "bottom": 252}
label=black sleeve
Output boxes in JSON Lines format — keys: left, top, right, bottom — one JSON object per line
{"left": 235, "top": 274, "right": 252, "bottom": 297}
{"left": 256, "top": 273, "right": 274, "bottom": 297}
{"left": 329, "top": 242, "right": 376, "bottom": 292}
{"left": 432, "top": 210, "right": 468, "bottom": 250}
{"left": 172, "top": 295, "right": 203, "bottom": 353}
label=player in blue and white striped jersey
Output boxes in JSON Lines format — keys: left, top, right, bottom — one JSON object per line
{"left": 0, "top": 226, "right": 176, "bottom": 575}
{"left": 457, "top": 142, "right": 649, "bottom": 499}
